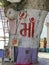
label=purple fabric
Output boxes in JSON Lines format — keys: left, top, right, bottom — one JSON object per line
{"left": 0, "top": 50, "right": 4, "bottom": 58}
{"left": 16, "top": 47, "right": 38, "bottom": 64}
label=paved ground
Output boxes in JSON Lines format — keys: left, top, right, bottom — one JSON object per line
{"left": 38, "top": 52, "right": 49, "bottom": 65}
{"left": 38, "top": 58, "right": 49, "bottom": 65}
{"left": 2, "top": 52, "right": 49, "bottom": 65}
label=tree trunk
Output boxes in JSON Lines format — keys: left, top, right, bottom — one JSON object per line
{"left": 0, "top": 0, "right": 49, "bottom": 64}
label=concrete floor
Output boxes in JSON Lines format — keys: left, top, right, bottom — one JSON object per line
{"left": 38, "top": 52, "right": 49, "bottom": 65}
{"left": 2, "top": 52, "right": 49, "bottom": 65}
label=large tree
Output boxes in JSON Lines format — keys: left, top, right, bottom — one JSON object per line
{"left": 0, "top": 0, "right": 49, "bottom": 64}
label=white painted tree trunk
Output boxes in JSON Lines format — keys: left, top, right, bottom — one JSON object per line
{"left": 1, "top": 0, "right": 48, "bottom": 63}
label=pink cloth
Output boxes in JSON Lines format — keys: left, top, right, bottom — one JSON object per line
{"left": 9, "top": 20, "right": 17, "bottom": 35}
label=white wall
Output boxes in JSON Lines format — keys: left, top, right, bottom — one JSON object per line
{"left": 47, "top": 23, "right": 49, "bottom": 48}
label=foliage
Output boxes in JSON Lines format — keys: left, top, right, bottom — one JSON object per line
{"left": 0, "top": 0, "right": 27, "bottom": 11}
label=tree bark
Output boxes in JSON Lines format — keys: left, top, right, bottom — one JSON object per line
{"left": 0, "top": 0, "right": 49, "bottom": 12}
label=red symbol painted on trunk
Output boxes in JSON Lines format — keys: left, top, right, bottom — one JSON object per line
{"left": 20, "top": 17, "right": 35, "bottom": 37}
